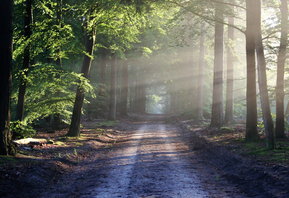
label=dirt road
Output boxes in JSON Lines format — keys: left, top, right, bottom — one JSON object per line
{"left": 49, "top": 122, "right": 244, "bottom": 198}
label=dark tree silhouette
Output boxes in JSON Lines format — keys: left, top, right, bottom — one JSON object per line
{"left": 67, "top": 24, "right": 95, "bottom": 137}
{"left": 16, "top": 0, "right": 33, "bottom": 121}
{"left": 245, "top": 0, "right": 259, "bottom": 141}
{"left": 0, "top": 0, "right": 16, "bottom": 155}
{"left": 224, "top": 16, "right": 235, "bottom": 124}
{"left": 276, "top": 0, "right": 288, "bottom": 139}
{"left": 210, "top": 1, "right": 224, "bottom": 127}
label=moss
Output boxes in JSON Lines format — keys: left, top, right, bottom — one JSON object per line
{"left": 54, "top": 141, "right": 66, "bottom": 146}
{"left": 220, "top": 127, "right": 234, "bottom": 133}
{"left": 95, "top": 120, "right": 118, "bottom": 127}
{"left": 245, "top": 141, "right": 289, "bottom": 163}
{"left": 0, "top": 156, "right": 19, "bottom": 165}
{"left": 74, "top": 142, "right": 84, "bottom": 146}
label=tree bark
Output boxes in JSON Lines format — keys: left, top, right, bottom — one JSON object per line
{"left": 56, "top": 0, "right": 63, "bottom": 67}
{"left": 67, "top": 26, "right": 95, "bottom": 137}
{"left": 196, "top": 25, "right": 205, "bottom": 120}
{"left": 119, "top": 60, "right": 129, "bottom": 116}
{"left": 276, "top": 0, "right": 288, "bottom": 139}
{"left": 210, "top": 1, "right": 224, "bottom": 127}
{"left": 108, "top": 55, "right": 117, "bottom": 120}
{"left": 16, "top": 0, "right": 33, "bottom": 121}
{"left": 255, "top": 0, "right": 275, "bottom": 149}
{"left": 0, "top": 0, "right": 16, "bottom": 155}
{"left": 224, "top": 16, "right": 235, "bottom": 124}
{"left": 138, "top": 83, "right": 146, "bottom": 114}
{"left": 245, "top": 0, "right": 259, "bottom": 141}
{"left": 99, "top": 52, "right": 107, "bottom": 86}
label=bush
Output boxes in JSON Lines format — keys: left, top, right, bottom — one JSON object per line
{"left": 10, "top": 121, "right": 36, "bottom": 139}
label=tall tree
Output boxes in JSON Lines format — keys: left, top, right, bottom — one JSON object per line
{"left": 245, "top": 0, "right": 259, "bottom": 141}
{"left": 275, "top": 0, "right": 288, "bottom": 139}
{"left": 16, "top": 0, "right": 33, "bottom": 121}
{"left": 67, "top": 20, "right": 96, "bottom": 137}
{"left": 196, "top": 24, "right": 205, "bottom": 120}
{"left": 210, "top": 1, "right": 224, "bottom": 127}
{"left": 255, "top": 0, "right": 275, "bottom": 149}
{"left": 0, "top": 0, "right": 15, "bottom": 155}
{"left": 119, "top": 60, "right": 129, "bottom": 116}
{"left": 224, "top": 15, "right": 235, "bottom": 124}
{"left": 108, "top": 54, "right": 117, "bottom": 120}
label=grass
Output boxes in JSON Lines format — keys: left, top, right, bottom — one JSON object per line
{"left": 95, "top": 120, "right": 118, "bottom": 127}
{"left": 244, "top": 140, "right": 289, "bottom": 163}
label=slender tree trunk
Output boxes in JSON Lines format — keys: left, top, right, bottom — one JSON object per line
{"left": 131, "top": 69, "right": 138, "bottom": 113}
{"left": 67, "top": 26, "right": 95, "bottom": 137}
{"left": 108, "top": 55, "right": 117, "bottom": 120}
{"left": 210, "top": 1, "right": 224, "bottom": 127}
{"left": 0, "top": 0, "right": 16, "bottom": 155}
{"left": 196, "top": 25, "right": 205, "bottom": 120}
{"left": 133, "top": 66, "right": 146, "bottom": 114}
{"left": 285, "top": 100, "right": 289, "bottom": 121}
{"left": 276, "top": 0, "right": 288, "bottom": 138}
{"left": 99, "top": 53, "right": 107, "bottom": 86}
{"left": 16, "top": 0, "right": 33, "bottom": 121}
{"left": 224, "top": 16, "right": 235, "bottom": 124}
{"left": 138, "top": 83, "right": 146, "bottom": 114}
{"left": 255, "top": 0, "right": 275, "bottom": 149}
{"left": 119, "top": 60, "right": 129, "bottom": 116}
{"left": 245, "top": 0, "right": 259, "bottom": 141}
{"left": 56, "top": 0, "right": 63, "bottom": 67}
{"left": 51, "top": 0, "right": 64, "bottom": 129}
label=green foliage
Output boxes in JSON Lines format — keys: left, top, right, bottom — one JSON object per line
{"left": 245, "top": 140, "right": 289, "bottom": 163}
{"left": 12, "top": 64, "right": 95, "bottom": 124}
{"left": 10, "top": 121, "right": 36, "bottom": 139}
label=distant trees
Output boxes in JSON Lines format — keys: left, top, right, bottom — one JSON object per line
{"left": 224, "top": 16, "right": 235, "bottom": 124}
{"left": 245, "top": 0, "right": 259, "bottom": 141}
{"left": 0, "top": 0, "right": 15, "bottom": 155}
{"left": 255, "top": 0, "right": 275, "bottom": 149}
{"left": 108, "top": 55, "right": 117, "bottom": 121}
{"left": 119, "top": 60, "right": 129, "bottom": 117}
{"left": 275, "top": 0, "right": 288, "bottom": 139}
{"left": 196, "top": 25, "right": 205, "bottom": 120}
{"left": 210, "top": 1, "right": 224, "bottom": 127}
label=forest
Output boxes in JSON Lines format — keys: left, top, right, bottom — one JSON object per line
{"left": 1, "top": 0, "right": 289, "bottom": 197}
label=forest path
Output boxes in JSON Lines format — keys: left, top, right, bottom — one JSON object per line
{"left": 90, "top": 124, "right": 208, "bottom": 198}
{"left": 41, "top": 122, "right": 246, "bottom": 198}
{"left": 81, "top": 122, "right": 244, "bottom": 198}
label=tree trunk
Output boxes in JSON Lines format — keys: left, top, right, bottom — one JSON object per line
{"left": 67, "top": 26, "right": 95, "bottom": 137}
{"left": 196, "top": 25, "right": 205, "bottom": 120}
{"left": 133, "top": 66, "right": 146, "bottom": 114}
{"left": 56, "top": 0, "right": 63, "bottom": 67}
{"left": 119, "top": 60, "right": 129, "bottom": 116}
{"left": 99, "top": 52, "right": 107, "bottom": 85}
{"left": 276, "top": 0, "right": 288, "bottom": 139}
{"left": 210, "top": 1, "right": 224, "bottom": 127}
{"left": 224, "top": 16, "right": 235, "bottom": 124}
{"left": 0, "top": 0, "right": 16, "bottom": 155}
{"left": 138, "top": 83, "right": 146, "bottom": 114}
{"left": 108, "top": 55, "right": 117, "bottom": 120}
{"left": 255, "top": 0, "right": 275, "bottom": 149}
{"left": 245, "top": 0, "right": 259, "bottom": 141}
{"left": 16, "top": 0, "right": 33, "bottom": 121}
